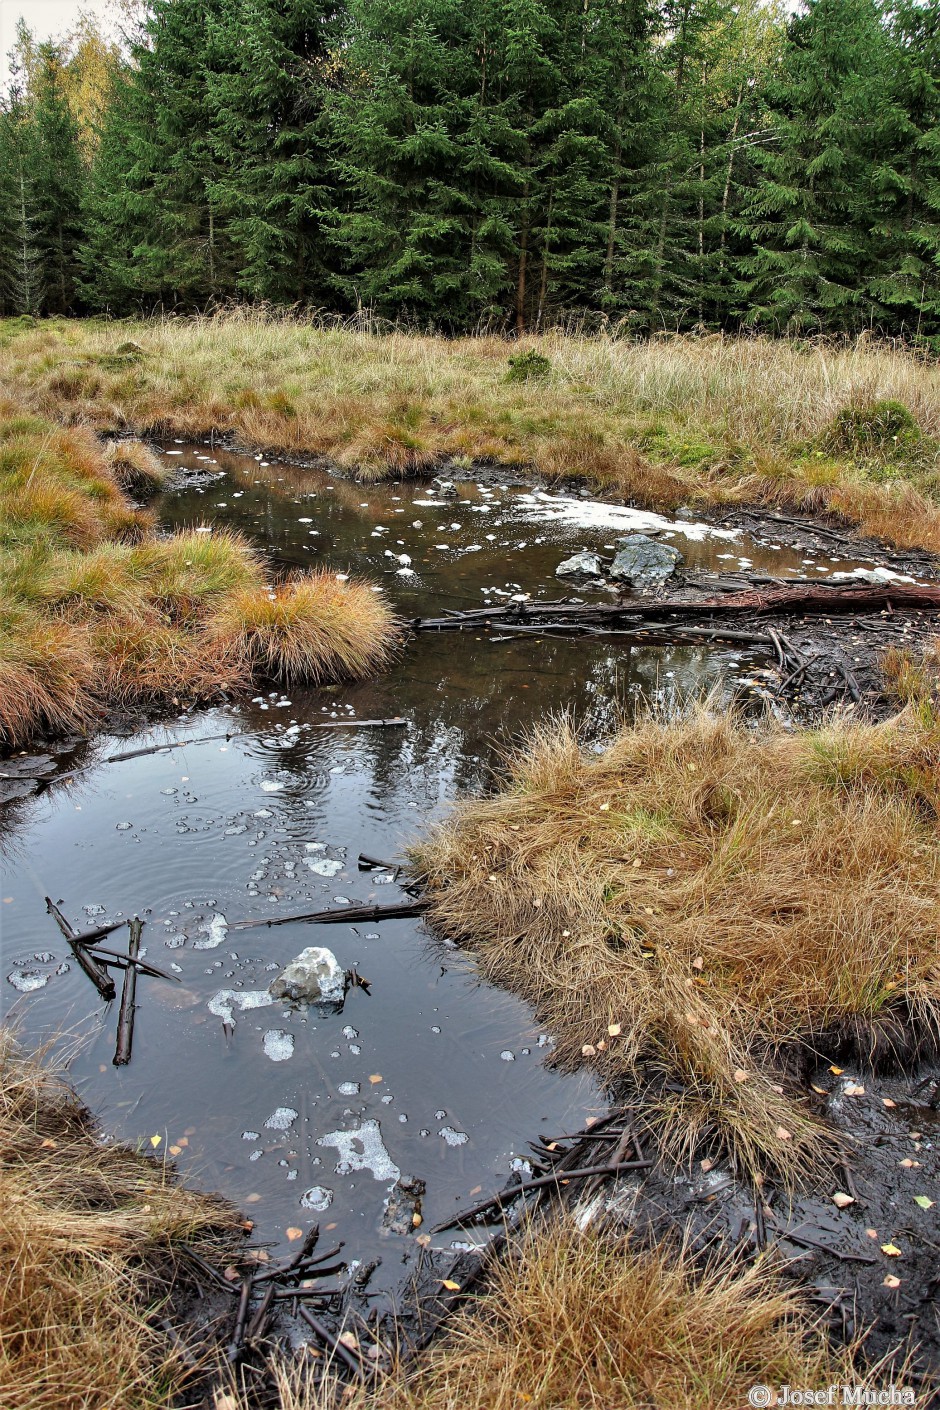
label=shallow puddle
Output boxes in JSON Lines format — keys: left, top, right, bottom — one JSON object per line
{"left": 0, "top": 443, "right": 897, "bottom": 1298}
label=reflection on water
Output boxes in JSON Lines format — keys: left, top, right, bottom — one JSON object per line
{"left": 0, "top": 443, "right": 882, "bottom": 1296}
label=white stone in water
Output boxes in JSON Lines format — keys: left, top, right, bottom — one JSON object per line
{"left": 263, "top": 1029, "right": 294, "bottom": 1062}
{"left": 264, "top": 1107, "right": 298, "bottom": 1131}
{"left": 194, "top": 913, "right": 228, "bottom": 949}
{"left": 208, "top": 988, "right": 274, "bottom": 1026}
{"left": 259, "top": 779, "right": 284, "bottom": 792}
{"left": 83, "top": 904, "right": 106, "bottom": 917}
{"left": 500, "top": 1050, "right": 515, "bottom": 1062}
{"left": 7, "top": 968, "right": 48, "bottom": 992}
{"left": 337, "top": 1082, "right": 360, "bottom": 1096}
{"left": 306, "top": 857, "right": 343, "bottom": 877}
{"left": 439, "top": 1126, "right": 469, "bottom": 1147}
{"left": 269, "top": 946, "right": 345, "bottom": 1005}
{"left": 318, "top": 1119, "right": 400, "bottom": 1182}
{"left": 300, "top": 1186, "right": 334, "bottom": 1211}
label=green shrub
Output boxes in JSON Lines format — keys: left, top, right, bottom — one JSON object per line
{"left": 823, "top": 398, "right": 921, "bottom": 459}
{"left": 506, "top": 349, "right": 552, "bottom": 383}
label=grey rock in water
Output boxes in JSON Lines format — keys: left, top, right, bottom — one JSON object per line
{"left": 555, "top": 550, "right": 605, "bottom": 580}
{"left": 269, "top": 946, "right": 346, "bottom": 1007}
{"left": 609, "top": 534, "right": 683, "bottom": 591}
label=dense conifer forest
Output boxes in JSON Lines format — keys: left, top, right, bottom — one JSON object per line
{"left": 1, "top": 0, "right": 939, "bottom": 338}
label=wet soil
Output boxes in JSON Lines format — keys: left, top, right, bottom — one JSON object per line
{"left": 2, "top": 441, "right": 939, "bottom": 1391}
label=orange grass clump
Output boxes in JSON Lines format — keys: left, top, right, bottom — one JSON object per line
{"left": 0, "top": 403, "right": 397, "bottom": 745}
{"left": 0, "top": 1030, "right": 241, "bottom": 1410}
{"left": 411, "top": 706, "right": 940, "bottom": 1178}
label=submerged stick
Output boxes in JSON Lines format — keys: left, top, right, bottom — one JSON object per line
{"left": 71, "top": 919, "right": 127, "bottom": 947}
{"left": 113, "top": 917, "right": 143, "bottom": 1066}
{"left": 297, "top": 1306, "right": 368, "bottom": 1382}
{"left": 85, "top": 945, "right": 180, "bottom": 982}
{"left": 45, "top": 897, "right": 116, "bottom": 1001}
{"left": 430, "top": 1157, "right": 654, "bottom": 1233}
{"left": 232, "top": 899, "right": 428, "bottom": 931}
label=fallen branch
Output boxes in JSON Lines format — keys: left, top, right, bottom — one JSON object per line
{"left": 85, "top": 945, "right": 180, "bottom": 982}
{"left": 232, "top": 899, "right": 428, "bottom": 931}
{"left": 430, "top": 1157, "right": 653, "bottom": 1233}
{"left": 45, "top": 897, "right": 115, "bottom": 1001}
{"left": 413, "top": 581, "right": 940, "bottom": 633}
{"left": 113, "top": 917, "right": 143, "bottom": 1066}
{"left": 297, "top": 1306, "right": 369, "bottom": 1382}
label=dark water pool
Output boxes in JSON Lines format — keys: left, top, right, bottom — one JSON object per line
{"left": 0, "top": 444, "right": 888, "bottom": 1296}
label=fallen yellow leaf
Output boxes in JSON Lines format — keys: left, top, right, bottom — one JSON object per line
{"left": 412, "top": 1212, "right": 423, "bottom": 1227}
{"left": 286, "top": 1227, "right": 303, "bottom": 1241}
{"left": 829, "top": 1065, "right": 844, "bottom": 1075}
{"left": 607, "top": 1022, "right": 622, "bottom": 1037}
{"left": 691, "top": 956, "right": 704, "bottom": 971}
{"left": 149, "top": 1134, "right": 162, "bottom": 1148}
{"left": 882, "top": 1098, "right": 897, "bottom": 1109}
{"left": 883, "top": 1275, "right": 901, "bottom": 1289}
{"left": 582, "top": 1044, "right": 596, "bottom": 1057}
{"left": 832, "top": 1192, "right": 855, "bottom": 1209}
{"left": 338, "top": 1332, "right": 359, "bottom": 1351}
{"left": 775, "top": 1126, "right": 792, "bottom": 1141}
{"left": 169, "top": 1144, "right": 182, "bottom": 1156}
{"left": 369, "top": 1074, "right": 383, "bottom": 1084}
{"left": 733, "top": 1069, "right": 749, "bottom": 1083}
{"left": 440, "top": 1279, "right": 461, "bottom": 1291}
{"left": 881, "top": 1243, "right": 902, "bottom": 1257}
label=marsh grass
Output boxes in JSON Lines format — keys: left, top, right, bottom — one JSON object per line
{"left": 411, "top": 706, "right": 940, "bottom": 1179}
{"left": 235, "top": 1221, "right": 854, "bottom": 1410}
{"left": 6, "top": 313, "right": 940, "bottom": 548}
{"left": 0, "top": 404, "right": 397, "bottom": 744}
{"left": 0, "top": 1030, "right": 241, "bottom": 1410}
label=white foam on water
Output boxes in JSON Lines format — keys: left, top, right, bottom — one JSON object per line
{"left": 306, "top": 857, "right": 343, "bottom": 876}
{"left": 208, "top": 988, "right": 274, "bottom": 1026}
{"left": 509, "top": 491, "right": 738, "bottom": 543}
{"left": 193, "top": 913, "right": 228, "bottom": 949}
{"left": 300, "top": 1186, "right": 334, "bottom": 1211}
{"left": 262, "top": 1029, "right": 294, "bottom": 1062}
{"left": 6, "top": 969, "right": 48, "bottom": 992}
{"left": 264, "top": 1107, "right": 298, "bottom": 1131}
{"left": 439, "top": 1126, "right": 469, "bottom": 1147}
{"left": 317, "top": 1119, "right": 400, "bottom": 1182}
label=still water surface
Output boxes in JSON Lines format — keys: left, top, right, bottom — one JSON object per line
{"left": 1, "top": 444, "right": 883, "bottom": 1291}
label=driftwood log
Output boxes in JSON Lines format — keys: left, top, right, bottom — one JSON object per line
{"left": 45, "top": 897, "right": 116, "bottom": 1001}
{"left": 113, "top": 917, "right": 143, "bottom": 1066}
{"left": 412, "top": 581, "right": 940, "bottom": 634}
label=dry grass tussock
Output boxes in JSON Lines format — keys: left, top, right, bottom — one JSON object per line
{"left": 6, "top": 312, "right": 940, "bottom": 549}
{"left": 411, "top": 706, "right": 940, "bottom": 1178}
{"left": 233, "top": 1220, "right": 852, "bottom": 1410}
{"left": 0, "top": 402, "right": 397, "bottom": 744}
{"left": 0, "top": 1029, "right": 241, "bottom": 1410}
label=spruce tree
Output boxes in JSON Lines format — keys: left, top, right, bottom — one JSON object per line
{"left": 868, "top": 0, "right": 940, "bottom": 341}
{"left": 30, "top": 43, "right": 86, "bottom": 314}
{"left": 741, "top": 0, "right": 900, "bottom": 333}
{"left": 81, "top": 0, "right": 235, "bottom": 310}
{"left": 206, "top": 0, "right": 338, "bottom": 305}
